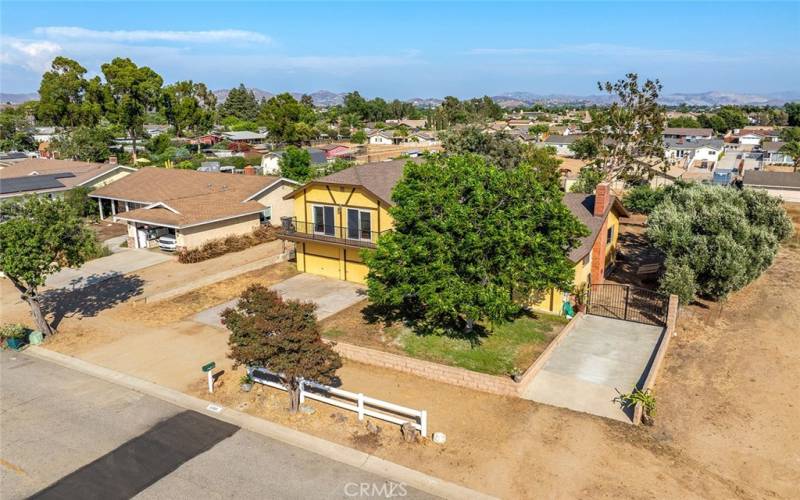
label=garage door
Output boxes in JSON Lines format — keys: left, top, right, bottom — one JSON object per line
{"left": 304, "top": 253, "right": 341, "bottom": 279}
{"left": 345, "top": 261, "right": 369, "bottom": 284}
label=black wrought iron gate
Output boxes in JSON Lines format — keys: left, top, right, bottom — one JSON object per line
{"left": 587, "top": 284, "right": 669, "bottom": 326}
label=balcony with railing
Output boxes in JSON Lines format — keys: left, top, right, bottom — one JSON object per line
{"left": 278, "top": 216, "right": 386, "bottom": 249}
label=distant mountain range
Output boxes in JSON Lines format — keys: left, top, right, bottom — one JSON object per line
{"left": 3, "top": 89, "right": 798, "bottom": 108}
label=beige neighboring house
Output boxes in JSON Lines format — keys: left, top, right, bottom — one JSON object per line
{"left": 90, "top": 167, "right": 299, "bottom": 250}
{"left": 0, "top": 158, "right": 134, "bottom": 201}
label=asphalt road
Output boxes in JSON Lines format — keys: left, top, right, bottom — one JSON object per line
{"left": 0, "top": 350, "right": 434, "bottom": 499}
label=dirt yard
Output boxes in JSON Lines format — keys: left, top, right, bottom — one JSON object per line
{"left": 4, "top": 207, "right": 799, "bottom": 499}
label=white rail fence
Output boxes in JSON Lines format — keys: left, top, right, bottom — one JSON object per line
{"left": 248, "top": 367, "right": 428, "bottom": 437}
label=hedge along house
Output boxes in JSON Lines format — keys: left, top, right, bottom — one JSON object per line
{"left": 90, "top": 167, "right": 299, "bottom": 250}
{"left": 277, "top": 159, "right": 412, "bottom": 283}
{"left": 278, "top": 159, "right": 627, "bottom": 312}
{"left": 0, "top": 158, "right": 134, "bottom": 201}
{"left": 531, "top": 183, "right": 628, "bottom": 314}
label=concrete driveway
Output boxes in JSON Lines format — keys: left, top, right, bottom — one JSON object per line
{"left": 521, "top": 314, "right": 663, "bottom": 422}
{"left": 45, "top": 249, "right": 172, "bottom": 291}
{"left": 193, "top": 273, "right": 366, "bottom": 328}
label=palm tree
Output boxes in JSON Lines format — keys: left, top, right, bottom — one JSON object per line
{"left": 778, "top": 141, "right": 800, "bottom": 173}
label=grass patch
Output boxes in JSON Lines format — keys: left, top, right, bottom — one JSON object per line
{"left": 399, "top": 314, "right": 567, "bottom": 375}
{"left": 321, "top": 302, "right": 568, "bottom": 376}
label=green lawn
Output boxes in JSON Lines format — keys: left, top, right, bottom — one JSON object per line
{"left": 399, "top": 314, "right": 568, "bottom": 375}
{"left": 322, "top": 306, "right": 569, "bottom": 376}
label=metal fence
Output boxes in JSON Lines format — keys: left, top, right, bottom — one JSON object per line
{"left": 587, "top": 283, "right": 669, "bottom": 326}
{"left": 248, "top": 367, "right": 427, "bottom": 436}
{"left": 278, "top": 217, "right": 384, "bottom": 248}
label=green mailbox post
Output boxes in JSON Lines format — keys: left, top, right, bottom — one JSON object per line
{"left": 202, "top": 361, "right": 216, "bottom": 393}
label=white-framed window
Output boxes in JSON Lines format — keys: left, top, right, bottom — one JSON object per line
{"left": 347, "top": 208, "right": 372, "bottom": 240}
{"left": 260, "top": 206, "right": 272, "bottom": 225}
{"left": 313, "top": 204, "right": 336, "bottom": 236}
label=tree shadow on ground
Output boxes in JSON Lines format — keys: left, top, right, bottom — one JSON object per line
{"left": 608, "top": 230, "right": 665, "bottom": 290}
{"left": 42, "top": 273, "right": 145, "bottom": 329}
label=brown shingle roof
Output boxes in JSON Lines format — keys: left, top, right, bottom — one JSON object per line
{"left": 285, "top": 159, "right": 420, "bottom": 205}
{"left": 663, "top": 127, "right": 713, "bottom": 137}
{"left": 563, "top": 193, "right": 628, "bottom": 262}
{"left": 91, "top": 167, "right": 279, "bottom": 203}
{"left": 0, "top": 159, "right": 126, "bottom": 194}
{"left": 743, "top": 171, "right": 800, "bottom": 189}
{"left": 93, "top": 167, "right": 281, "bottom": 228}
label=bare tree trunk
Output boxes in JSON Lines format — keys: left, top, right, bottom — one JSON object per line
{"left": 288, "top": 378, "right": 301, "bottom": 413}
{"left": 9, "top": 279, "right": 54, "bottom": 337}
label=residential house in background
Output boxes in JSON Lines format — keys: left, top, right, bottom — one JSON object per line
{"left": 261, "top": 147, "right": 328, "bottom": 175}
{"left": 317, "top": 144, "right": 354, "bottom": 160}
{"left": 743, "top": 171, "right": 800, "bottom": 203}
{"left": 368, "top": 130, "right": 403, "bottom": 145}
{"left": 90, "top": 167, "right": 299, "bottom": 250}
{"left": 662, "top": 127, "right": 714, "bottom": 141}
{"left": 0, "top": 158, "right": 134, "bottom": 201}
{"left": 761, "top": 141, "right": 794, "bottom": 165}
{"left": 222, "top": 131, "right": 268, "bottom": 144}
{"left": 664, "top": 138, "right": 725, "bottom": 169}
{"left": 33, "top": 126, "right": 56, "bottom": 143}
{"left": 542, "top": 134, "right": 581, "bottom": 157}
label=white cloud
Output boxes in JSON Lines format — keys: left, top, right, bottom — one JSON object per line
{"left": 33, "top": 26, "right": 271, "bottom": 44}
{"left": 0, "top": 37, "right": 62, "bottom": 72}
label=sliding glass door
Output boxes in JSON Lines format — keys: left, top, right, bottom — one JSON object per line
{"left": 313, "top": 205, "right": 335, "bottom": 236}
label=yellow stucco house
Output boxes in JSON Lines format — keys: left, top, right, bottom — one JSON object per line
{"left": 279, "top": 161, "right": 627, "bottom": 315}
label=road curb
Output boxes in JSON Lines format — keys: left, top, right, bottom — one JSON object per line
{"left": 24, "top": 346, "right": 496, "bottom": 500}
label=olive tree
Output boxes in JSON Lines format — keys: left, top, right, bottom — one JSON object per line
{"left": 646, "top": 183, "right": 793, "bottom": 302}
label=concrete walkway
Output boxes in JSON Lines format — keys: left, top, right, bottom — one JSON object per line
{"left": 44, "top": 249, "right": 173, "bottom": 291}
{"left": 193, "top": 273, "right": 366, "bottom": 328}
{"left": 521, "top": 314, "right": 663, "bottom": 422}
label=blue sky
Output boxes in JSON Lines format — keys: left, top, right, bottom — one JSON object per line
{"left": 1, "top": 1, "right": 798, "bottom": 97}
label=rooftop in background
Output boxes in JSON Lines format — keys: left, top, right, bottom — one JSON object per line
{"left": 0, "top": 158, "right": 133, "bottom": 199}
{"left": 664, "top": 138, "right": 725, "bottom": 150}
{"left": 743, "top": 170, "right": 800, "bottom": 189}
{"left": 663, "top": 127, "right": 714, "bottom": 137}
{"left": 91, "top": 167, "right": 291, "bottom": 228}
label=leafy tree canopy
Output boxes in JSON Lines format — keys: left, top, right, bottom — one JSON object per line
{"left": 278, "top": 146, "right": 313, "bottom": 182}
{"left": 0, "top": 196, "right": 96, "bottom": 336}
{"left": 0, "top": 107, "right": 36, "bottom": 151}
{"left": 223, "top": 285, "right": 342, "bottom": 413}
{"left": 577, "top": 73, "right": 666, "bottom": 182}
{"left": 36, "top": 56, "right": 104, "bottom": 128}
{"left": 162, "top": 80, "right": 216, "bottom": 137}
{"left": 666, "top": 116, "right": 701, "bottom": 128}
{"left": 647, "top": 183, "right": 793, "bottom": 302}
{"left": 50, "top": 126, "right": 115, "bottom": 162}
{"left": 786, "top": 102, "right": 800, "bottom": 127}
{"left": 219, "top": 84, "right": 259, "bottom": 122}
{"left": 259, "top": 93, "right": 315, "bottom": 145}
{"left": 365, "top": 154, "right": 589, "bottom": 334}
{"left": 101, "top": 57, "right": 164, "bottom": 161}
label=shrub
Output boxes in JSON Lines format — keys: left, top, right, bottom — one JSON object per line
{"left": 658, "top": 257, "right": 697, "bottom": 304}
{"left": 647, "top": 183, "right": 793, "bottom": 301}
{"left": 623, "top": 185, "right": 665, "bottom": 215}
{"left": 0, "top": 323, "right": 28, "bottom": 341}
{"left": 177, "top": 226, "right": 277, "bottom": 263}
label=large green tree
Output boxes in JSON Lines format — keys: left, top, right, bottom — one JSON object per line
{"left": 219, "top": 84, "right": 259, "bottom": 121}
{"left": 440, "top": 125, "right": 524, "bottom": 170}
{"left": 577, "top": 73, "right": 666, "bottom": 181}
{"left": 365, "top": 155, "right": 588, "bottom": 334}
{"left": 259, "top": 93, "right": 315, "bottom": 145}
{"left": 101, "top": 58, "right": 164, "bottom": 161}
{"left": 36, "top": 57, "right": 104, "bottom": 128}
{"left": 162, "top": 81, "right": 216, "bottom": 137}
{"left": 50, "top": 126, "right": 115, "bottom": 162}
{"left": 785, "top": 102, "right": 800, "bottom": 127}
{"left": 0, "top": 107, "right": 36, "bottom": 151}
{"left": 278, "top": 146, "right": 313, "bottom": 182}
{"left": 647, "top": 183, "right": 793, "bottom": 303}
{"left": 778, "top": 141, "right": 800, "bottom": 172}
{"left": 667, "top": 116, "right": 701, "bottom": 128}
{"left": 0, "top": 197, "right": 96, "bottom": 336}
{"left": 223, "top": 285, "right": 342, "bottom": 413}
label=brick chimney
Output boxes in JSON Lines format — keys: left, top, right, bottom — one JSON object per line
{"left": 243, "top": 165, "right": 256, "bottom": 176}
{"left": 594, "top": 182, "right": 610, "bottom": 217}
{"left": 108, "top": 155, "right": 117, "bottom": 165}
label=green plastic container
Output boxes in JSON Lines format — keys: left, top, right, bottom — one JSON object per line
{"left": 28, "top": 330, "right": 44, "bottom": 345}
